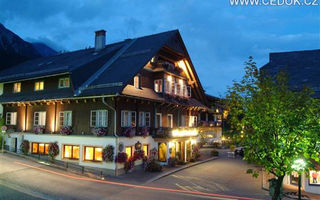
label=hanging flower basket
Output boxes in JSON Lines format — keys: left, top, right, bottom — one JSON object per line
{"left": 60, "top": 126, "right": 72, "bottom": 135}
{"left": 48, "top": 142, "right": 59, "bottom": 161}
{"left": 33, "top": 126, "right": 45, "bottom": 134}
{"left": 103, "top": 145, "right": 114, "bottom": 162}
{"left": 91, "top": 127, "right": 107, "bottom": 137}
{"left": 115, "top": 152, "right": 128, "bottom": 163}
{"left": 20, "top": 140, "right": 29, "bottom": 155}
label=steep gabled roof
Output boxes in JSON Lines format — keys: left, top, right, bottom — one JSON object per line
{"left": 0, "top": 30, "right": 207, "bottom": 106}
{"left": 261, "top": 49, "right": 320, "bottom": 97}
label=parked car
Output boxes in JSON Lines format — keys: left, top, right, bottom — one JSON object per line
{"left": 234, "top": 147, "right": 244, "bottom": 157}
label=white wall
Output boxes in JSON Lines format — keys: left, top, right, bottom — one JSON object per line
{"left": 283, "top": 173, "right": 320, "bottom": 195}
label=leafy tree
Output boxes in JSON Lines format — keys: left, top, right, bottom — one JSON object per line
{"left": 226, "top": 57, "right": 320, "bottom": 200}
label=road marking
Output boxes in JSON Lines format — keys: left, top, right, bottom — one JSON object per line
{"left": 14, "top": 161, "right": 264, "bottom": 200}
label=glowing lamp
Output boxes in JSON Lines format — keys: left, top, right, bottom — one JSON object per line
{"left": 171, "top": 128, "right": 198, "bottom": 137}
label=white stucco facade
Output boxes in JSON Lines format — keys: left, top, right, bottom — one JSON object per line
{"left": 283, "top": 172, "right": 320, "bottom": 195}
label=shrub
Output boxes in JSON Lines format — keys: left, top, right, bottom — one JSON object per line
{"left": 124, "top": 157, "right": 135, "bottom": 173}
{"left": 48, "top": 142, "right": 59, "bottom": 161}
{"left": 60, "top": 126, "right": 72, "bottom": 135}
{"left": 230, "top": 145, "right": 236, "bottom": 152}
{"left": 177, "top": 160, "right": 187, "bottom": 165}
{"left": 145, "top": 159, "right": 162, "bottom": 172}
{"left": 115, "top": 152, "right": 128, "bottom": 163}
{"left": 211, "top": 150, "right": 219, "bottom": 157}
{"left": 20, "top": 140, "right": 29, "bottom": 155}
{"left": 103, "top": 145, "right": 114, "bottom": 162}
{"left": 190, "top": 158, "right": 196, "bottom": 162}
{"left": 168, "top": 157, "right": 177, "bottom": 167}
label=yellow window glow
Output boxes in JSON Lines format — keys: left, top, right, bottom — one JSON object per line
{"left": 38, "top": 143, "right": 45, "bottom": 154}
{"left": 35, "top": 81, "right": 44, "bottom": 91}
{"left": 64, "top": 145, "right": 72, "bottom": 158}
{"left": 125, "top": 146, "right": 132, "bottom": 158}
{"left": 13, "top": 82, "right": 21, "bottom": 93}
{"left": 143, "top": 145, "right": 148, "bottom": 156}
{"left": 85, "top": 147, "right": 94, "bottom": 160}
{"left": 32, "top": 143, "right": 38, "bottom": 153}
{"left": 73, "top": 146, "right": 80, "bottom": 159}
{"left": 45, "top": 144, "right": 49, "bottom": 155}
{"left": 95, "top": 148, "right": 103, "bottom": 161}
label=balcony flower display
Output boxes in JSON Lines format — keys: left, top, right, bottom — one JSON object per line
{"left": 20, "top": 140, "right": 29, "bottom": 155}
{"left": 115, "top": 152, "right": 128, "bottom": 163}
{"left": 60, "top": 126, "right": 72, "bottom": 135}
{"left": 48, "top": 142, "right": 59, "bottom": 161}
{"left": 141, "top": 127, "right": 149, "bottom": 137}
{"left": 92, "top": 127, "right": 107, "bottom": 137}
{"left": 103, "top": 145, "right": 114, "bottom": 162}
{"left": 123, "top": 127, "right": 135, "bottom": 137}
{"left": 33, "top": 126, "right": 45, "bottom": 134}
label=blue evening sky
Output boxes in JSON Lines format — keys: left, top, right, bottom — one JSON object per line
{"left": 0, "top": 0, "right": 319, "bottom": 97}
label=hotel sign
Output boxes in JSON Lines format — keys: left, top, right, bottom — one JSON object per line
{"left": 171, "top": 128, "right": 198, "bottom": 137}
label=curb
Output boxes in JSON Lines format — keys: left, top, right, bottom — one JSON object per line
{"left": 146, "top": 156, "right": 219, "bottom": 183}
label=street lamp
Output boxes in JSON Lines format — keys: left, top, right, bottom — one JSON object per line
{"left": 292, "top": 159, "right": 306, "bottom": 200}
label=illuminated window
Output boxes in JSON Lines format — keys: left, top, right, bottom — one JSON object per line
{"left": 84, "top": 146, "right": 102, "bottom": 162}
{"left": 58, "top": 77, "right": 70, "bottom": 88}
{"left": 31, "top": 142, "right": 49, "bottom": 154}
{"left": 125, "top": 146, "right": 133, "bottom": 158}
{"left": 59, "top": 111, "right": 72, "bottom": 127}
{"left": 134, "top": 76, "right": 140, "bottom": 89}
{"left": 154, "top": 79, "right": 163, "bottom": 93}
{"left": 309, "top": 170, "right": 320, "bottom": 185}
{"left": 90, "top": 110, "right": 107, "bottom": 127}
{"left": 13, "top": 82, "right": 21, "bottom": 93}
{"left": 158, "top": 143, "right": 167, "bottom": 162}
{"left": 143, "top": 144, "right": 148, "bottom": 156}
{"left": 121, "top": 110, "right": 136, "bottom": 127}
{"left": 34, "top": 111, "right": 46, "bottom": 126}
{"left": 34, "top": 81, "right": 44, "bottom": 91}
{"left": 6, "top": 112, "right": 17, "bottom": 125}
{"left": 167, "top": 114, "right": 173, "bottom": 128}
{"left": 139, "top": 112, "right": 150, "bottom": 127}
{"left": 189, "top": 116, "right": 198, "bottom": 127}
{"left": 63, "top": 145, "right": 79, "bottom": 159}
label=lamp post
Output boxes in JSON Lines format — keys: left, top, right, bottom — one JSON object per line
{"left": 292, "top": 159, "right": 306, "bottom": 200}
{"left": 1, "top": 126, "right": 7, "bottom": 153}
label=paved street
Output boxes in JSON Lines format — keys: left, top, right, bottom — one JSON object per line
{"left": 0, "top": 153, "right": 269, "bottom": 200}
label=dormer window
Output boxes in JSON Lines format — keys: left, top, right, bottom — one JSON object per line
{"left": 134, "top": 75, "right": 140, "bottom": 89}
{"left": 154, "top": 79, "right": 163, "bottom": 93}
{"left": 13, "top": 82, "right": 21, "bottom": 93}
{"left": 34, "top": 81, "right": 44, "bottom": 91}
{"left": 59, "top": 77, "right": 70, "bottom": 88}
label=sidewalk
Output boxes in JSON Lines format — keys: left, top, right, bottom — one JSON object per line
{"left": 283, "top": 184, "right": 320, "bottom": 200}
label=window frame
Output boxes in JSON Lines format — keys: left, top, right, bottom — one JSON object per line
{"left": 156, "top": 113, "right": 162, "bottom": 128}
{"left": 63, "top": 144, "right": 80, "bottom": 160}
{"left": 6, "top": 112, "right": 17, "bottom": 125}
{"left": 90, "top": 110, "right": 108, "bottom": 127}
{"left": 59, "top": 111, "right": 72, "bottom": 127}
{"left": 13, "top": 82, "right": 21, "bottom": 93}
{"left": 84, "top": 146, "right": 103, "bottom": 162}
{"left": 154, "top": 79, "right": 163, "bottom": 93}
{"left": 138, "top": 111, "right": 151, "bottom": 127}
{"left": 58, "top": 77, "right": 70, "bottom": 89}
{"left": 121, "top": 110, "right": 136, "bottom": 127}
{"left": 34, "top": 81, "right": 44, "bottom": 91}
{"left": 34, "top": 111, "right": 46, "bottom": 126}
{"left": 31, "top": 142, "right": 50, "bottom": 155}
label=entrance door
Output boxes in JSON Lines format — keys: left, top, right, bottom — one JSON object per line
{"left": 158, "top": 143, "right": 167, "bottom": 162}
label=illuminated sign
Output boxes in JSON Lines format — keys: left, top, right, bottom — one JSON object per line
{"left": 171, "top": 128, "right": 198, "bottom": 137}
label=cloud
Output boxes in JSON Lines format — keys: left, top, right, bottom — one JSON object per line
{"left": 0, "top": 0, "right": 319, "bottom": 96}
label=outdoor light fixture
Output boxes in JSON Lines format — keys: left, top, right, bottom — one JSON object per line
{"left": 292, "top": 159, "right": 306, "bottom": 200}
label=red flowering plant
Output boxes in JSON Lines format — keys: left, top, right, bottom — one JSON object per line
{"left": 124, "top": 157, "right": 135, "bottom": 173}
{"left": 133, "top": 150, "right": 145, "bottom": 161}
{"left": 33, "top": 126, "right": 45, "bottom": 134}
{"left": 123, "top": 127, "right": 135, "bottom": 137}
{"left": 48, "top": 142, "right": 59, "bottom": 161}
{"left": 60, "top": 126, "right": 72, "bottom": 135}
{"left": 20, "top": 140, "right": 29, "bottom": 155}
{"left": 92, "top": 127, "right": 107, "bottom": 137}
{"left": 115, "top": 152, "right": 128, "bottom": 163}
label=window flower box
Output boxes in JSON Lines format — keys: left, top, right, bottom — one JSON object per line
{"left": 60, "top": 126, "right": 72, "bottom": 135}
{"left": 91, "top": 127, "right": 107, "bottom": 137}
{"left": 122, "top": 127, "right": 136, "bottom": 137}
{"left": 33, "top": 125, "right": 45, "bottom": 134}
{"left": 137, "top": 127, "right": 149, "bottom": 137}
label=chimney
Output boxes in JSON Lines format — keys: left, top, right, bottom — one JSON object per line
{"left": 95, "top": 30, "right": 106, "bottom": 51}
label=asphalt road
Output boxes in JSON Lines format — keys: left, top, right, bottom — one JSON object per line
{"left": 0, "top": 153, "right": 269, "bottom": 200}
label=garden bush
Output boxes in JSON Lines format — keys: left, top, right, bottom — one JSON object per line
{"left": 168, "top": 157, "right": 177, "bottom": 167}
{"left": 145, "top": 159, "right": 162, "bottom": 172}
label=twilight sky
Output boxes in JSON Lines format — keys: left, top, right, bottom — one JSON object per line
{"left": 0, "top": 0, "right": 319, "bottom": 97}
